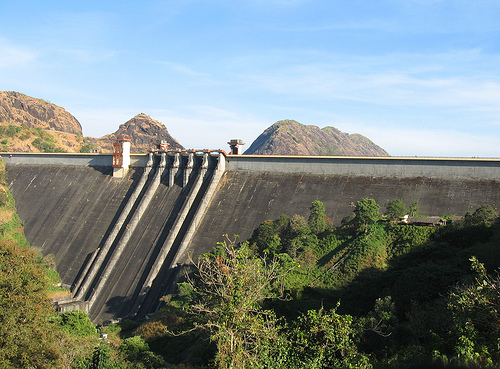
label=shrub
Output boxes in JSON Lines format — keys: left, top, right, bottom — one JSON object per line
{"left": 58, "top": 310, "right": 98, "bottom": 337}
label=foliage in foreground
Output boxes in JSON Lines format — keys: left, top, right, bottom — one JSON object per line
{"left": 164, "top": 240, "right": 371, "bottom": 369}
{"left": 0, "top": 159, "right": 165, "bottom": 368}
{"left": 148, "top": 199, "right": 500, "bottom": 368}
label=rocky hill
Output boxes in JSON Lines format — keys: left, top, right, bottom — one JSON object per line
{"left": 244, "top": 120, "right": 389, "bottom": 156}
{"left": 86, "top": 113, "right": 183, "bottom": 153}
{"left": 0, "top": 91, "right": 183, "bottom": 153}
{"left": 0, "top": 91, "right": 82, "bottom": 135}
{"left": 0, "top": 91, "right": 86, "bottom": 152}
{"left": 0, "top": 92, "right": 386, "bottom": 156}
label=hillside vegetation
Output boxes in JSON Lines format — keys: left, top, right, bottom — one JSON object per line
{"left": 0, "top": 159, "right": 165, "bottom": 368}
{"left": 128, "top": 199, "right": 500, "bottom": 368}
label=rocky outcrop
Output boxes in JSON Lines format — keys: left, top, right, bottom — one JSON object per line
{"left": 0, "top": 92, "right": 184, "bottom": 153}
{"left": 88, "top": 113, "right": 184, "bottom": 153}
{"left": 0, "top": 91, "right": 83, "bottom": 135}
{"left": 245, "top": 120, "right": 389, "bottom": 156}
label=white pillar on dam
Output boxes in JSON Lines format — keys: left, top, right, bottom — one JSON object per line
{"left": 112, "top": 139, "right": 131, "bottom": 178}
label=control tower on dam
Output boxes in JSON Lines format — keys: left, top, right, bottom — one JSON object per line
{"left": 3, "top": 148, "right": 500, "bottom": 323}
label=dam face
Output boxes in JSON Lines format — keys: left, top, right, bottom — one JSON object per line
{"left": 4, "top": 153, "right": 500, "bottom": 323}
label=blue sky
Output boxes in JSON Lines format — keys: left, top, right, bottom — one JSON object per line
{"left": 1, "top": 1, "right": 500, "bottom": 157}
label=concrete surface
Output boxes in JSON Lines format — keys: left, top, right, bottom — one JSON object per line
{"left": 187, "top": 170, "right": 500, "bottom": 259}
{"left": 226, "top": 155, "right": 500, "bottom": 179}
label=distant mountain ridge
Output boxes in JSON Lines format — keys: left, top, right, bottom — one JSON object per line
{"left": 0, "top": 92, "right": 387, "bottom": 156}
{"left": 244, "top": 120, "right": 389, "bottom": 156}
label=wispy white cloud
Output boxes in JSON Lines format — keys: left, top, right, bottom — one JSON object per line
{"left": 0, "top": 39, "right": 38, "bottom": 68}
{"left": 56, "top": 49, "right": 117, "bottom": 63}
{"left": 233, "top": 49, "right": 500, "bottom": 113}
{"left": 169, "top": 64, "right": 208, "bottom": 77}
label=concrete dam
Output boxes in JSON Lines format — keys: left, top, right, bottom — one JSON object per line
{"left": 3, "top": 149, "right": 500, "bottom": 323}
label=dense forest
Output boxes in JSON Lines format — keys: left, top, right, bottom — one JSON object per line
{"left": 1, "top": 157, "right": 500, "bottom": 368}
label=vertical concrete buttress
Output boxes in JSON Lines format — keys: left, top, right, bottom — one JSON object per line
{"left": 73, "top": 153, "right": 155, "bottom": 300}
{"left": 183, "top": 152, "right": 194, "bottom": 187}
{"left": 128, "top": 153, "right": 225, "bottom": 316}
{"left": 169, "top": 152, "right": 180, "bottom": 187}
{"left": 87, "top": 155, "right": 166, "bottom": 309}
{"left": 171, "top": 152, "right": 226, "bottom": 267}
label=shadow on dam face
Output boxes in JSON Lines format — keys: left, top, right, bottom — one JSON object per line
{"left": 4, "top": 155, "right": 500, "bottom": 322}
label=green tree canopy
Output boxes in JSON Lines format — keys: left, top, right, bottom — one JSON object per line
{"left": 308, "top": 200, "right": 329, "bottom": 234}
{"left": 471, "top": 204, "right": 498, "bottom": 224}
{"left": 186, "top": 240, "right": 291, "bottom": 369}
{"left": 409, "top": 202, "right": 419, "bottom": 216}
{"left": 385, "top": 198, "right": 407, "bottom": 220}
{"left": 0, "top": 240, "right": 61, "bottom": 368}
{"left": 248, "top": 220, "right": 282, "bottom": 255}
{"left": 287, "top": 306, "right": 371, "bottom": 368}
{"left": 448, "top": 257, "right": 500, "bottom": 365}
{"left": 354, "top": 198, "right": 380, "bottom": 229}
{"left": 58, "top": 310, "right": 98, "bottom": 337}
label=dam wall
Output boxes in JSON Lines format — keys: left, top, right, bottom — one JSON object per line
{"left": 185, "top": 155, "right": 500, "bottom": 263}
{"left": 1, "top": 152, "right": 149, "bottom": 167}
{"left": 4, "top": 152, "right": 500, "bottom": 322}
{"left": 4, "top": 151, "right": 223, "bottom": 323}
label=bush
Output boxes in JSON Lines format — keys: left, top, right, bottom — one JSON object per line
{"left": 80, "top": 143, "right": 98, "bottom": 153}
{"left": 59, "top": 310, "right": 98, "bottom": 337}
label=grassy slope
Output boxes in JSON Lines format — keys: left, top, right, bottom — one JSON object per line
{"left": 0, "top": 123, "right": 87, "bottom": 153}
{"left": 0, "top": 159, "right": 65, "bottom": 295}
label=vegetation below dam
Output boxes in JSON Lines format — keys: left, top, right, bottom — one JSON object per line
{"left": 2, "top": 155, "right": 500, "bottom": 368}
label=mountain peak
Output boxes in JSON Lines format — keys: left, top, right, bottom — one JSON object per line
{"left": 245, "top": 120, "right": 388, "bottom": 156}
{"left": 89, "top": 113, "right": 184, "bottom": 153}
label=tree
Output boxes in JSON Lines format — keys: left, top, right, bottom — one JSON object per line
{"left": 282, "top": 214, "right": 310, "bottom": 259}
{"left": 385, "top": 198, "right": 407, "bottom": 220}
{"left": 287, "top": 306, "right": 371, "bottom": 368}
{"left": 354, "top": 198, "right": 380, "bottom": 230}
{"left": 58, "top": 310, "right": 98, "bottom": 337}
{"left": 86, "top": 344, "right": 122, "bottom": 369}
{"left": 471, "top": 204, "right": 498, "bottom": 224}
{"left": 120, "top": 336, "right": 164, "bottom": 368}
{"left": 185, "top": 239, "right": 292, "bottom": 369}
{"left": 308, "top": 201, "right": 329, "bottom": 234}
{"left": 409, "top": 202, "right": 419, "bottom": 217}
{"left": 248, "top": 220, "right": 282, "bottom": 255}
{"left": 447, "top": 257, "right": 500, "bottom": 366}
{"left": 0, "top": 240, "right": 62, "bottom": 368}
